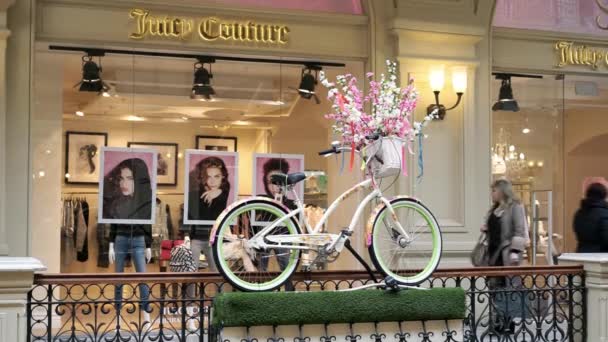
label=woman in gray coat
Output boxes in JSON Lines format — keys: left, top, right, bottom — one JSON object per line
{"left": 482, "top": 179, "right": 528, "bottom": 334}
{"left": 483, "top": 179, "right": 528, "bottom": 267}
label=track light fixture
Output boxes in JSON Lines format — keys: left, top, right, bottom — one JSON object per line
{"left": 75, "top": 54, "right": 110, "bottom": 94}
{"left": 492, "top": 74, "right": 519, "bottom": 112}
{"left": 298, "top": 65, "right": 322, "bottom": 104}
{"left": 191, "top": 58, "right": 216, "bottom": 101}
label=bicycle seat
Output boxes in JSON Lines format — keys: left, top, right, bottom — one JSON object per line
{"left": 270, "top": 172, "right": 306, "bottom": 186}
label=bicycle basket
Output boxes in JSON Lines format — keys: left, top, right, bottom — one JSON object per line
{"left": 366, "top": 137, "right": 403, "bottom": 178}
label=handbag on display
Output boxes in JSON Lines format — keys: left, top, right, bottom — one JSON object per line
{"left": 169, "top": 243, "right": 197, "bottom": 273}
{"left": 160, "top": 240, "right": 184, "bottom": 262}
{"left": 471, "top": 233, "right": 489, "bottom": 267}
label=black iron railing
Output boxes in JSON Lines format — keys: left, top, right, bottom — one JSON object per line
{"left": 27, "top": 265, "right": 585, "bottom": 342}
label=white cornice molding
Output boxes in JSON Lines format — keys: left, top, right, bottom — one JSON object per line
{"left": 392, "top": 18, "right": 486, "bottom": 38}
{"left": 38, "top": 0, "right": 369, "bottom": 26}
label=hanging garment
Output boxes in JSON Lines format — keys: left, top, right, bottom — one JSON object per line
{"left": 97, "top": 223, "right": 111, "bottom": 268}
{"left": 152, "top": 201, "right": 170, "bottom": 261}
{"left": 77, "top": 200, "right": 90, "bottom": 262}
{"left": 61, "top": 200, "right": 76, "bottom": 266}
{"left": 75, "top": 202, "right": 88, "bottom": 252}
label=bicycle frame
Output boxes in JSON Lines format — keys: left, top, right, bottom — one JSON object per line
{"left": 249, "top": 177, "right": 409, "bottom": 253}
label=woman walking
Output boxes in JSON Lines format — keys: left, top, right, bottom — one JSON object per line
{"left": 482, "top": 179, "right": 528, "bottom": 334}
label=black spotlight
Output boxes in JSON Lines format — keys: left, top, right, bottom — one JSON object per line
{"left": 492, "top": 75, "right": 519, "bottom": 112}
{"left": 297, "top": 65, "right": 322, "bottom": 104}
{"left": 76, "top": 55, "right": 109, "bottom": 93}
{"left": 191, "top": 60, "right": 215, "bottom": 101}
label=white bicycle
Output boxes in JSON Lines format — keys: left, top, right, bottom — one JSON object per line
{"left": 209, "top": 135, "right": 442, "bottom": 292}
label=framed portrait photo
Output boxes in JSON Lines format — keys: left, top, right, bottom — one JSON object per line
{"left": 65, "top": 131, "right": 108, "bottom": 184}
{"left": 196, "top": 135, "right": 237, "bottom": 152}
{"left": 98, "top": 147, "right": 158, "bottom": 225}
{"left": 184, "top": 149, "right": 239, "bottom": 225}
{"left": 253, "top": 153, "right": 305, "bottom": 203}
{"left": 127, "top": 142, "right": 178, "bottom": 186}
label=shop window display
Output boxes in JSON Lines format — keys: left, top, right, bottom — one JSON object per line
{"left": 491, "top": 74, "right": 565, "bottom": 264}
{"left": 30, "top": 51, "right": 365, "bottom": 277}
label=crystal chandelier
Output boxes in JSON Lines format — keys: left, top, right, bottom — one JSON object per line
{"left": 492, "top": 128, "right": 535, "bottom": 181}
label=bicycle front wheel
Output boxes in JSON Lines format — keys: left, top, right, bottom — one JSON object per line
{"left": 368, "top": 197, "right": 442, "bottom": 285}
{"left": 211, "top": 198, "right": 301, "bottom": 292}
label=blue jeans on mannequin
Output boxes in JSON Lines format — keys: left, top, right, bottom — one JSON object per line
{"left": 114, "top": 235, "right": 150, "bottom": 312}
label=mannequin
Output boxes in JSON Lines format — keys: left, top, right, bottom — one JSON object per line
{"left": 109, "top": 224, "right": 153, "bottom": 325}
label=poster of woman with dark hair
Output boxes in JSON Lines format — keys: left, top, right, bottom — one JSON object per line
{"left": 98, "top": 147, "right": 157, "bottom": 224}
{"left": 254, "top": 153, "right": 305, "bottom": 205}
{"left": 252, "top": 153, "right": 304, "bottom": 280}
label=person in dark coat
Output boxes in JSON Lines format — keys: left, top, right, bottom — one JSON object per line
{"left": 573, "top": 182, "right": 608, "bottom": 253}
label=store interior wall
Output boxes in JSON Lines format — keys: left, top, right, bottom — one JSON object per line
{"left": 564, "top": 107, "right": 608, "bottom": 253}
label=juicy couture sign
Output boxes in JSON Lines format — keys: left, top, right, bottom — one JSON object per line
{"left": 555, "top": 41, "right": 608, "bottom": 70}
{"left": 128, "top": 8, "right": 290, "bottom": 45}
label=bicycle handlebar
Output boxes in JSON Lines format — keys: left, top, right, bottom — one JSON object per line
{"left": 318, "top": 146, "right": 338, "bottom": 156}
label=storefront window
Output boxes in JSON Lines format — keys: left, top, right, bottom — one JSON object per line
{"left": 491, "top": 74, "right": 565, "bottom": 265}
{"left": 30, "top": 50, "right": 364, "bottom": 274}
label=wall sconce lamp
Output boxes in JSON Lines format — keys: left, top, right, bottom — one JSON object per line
{"left": 427, "top": 66, "right": 467, "bottom": 120}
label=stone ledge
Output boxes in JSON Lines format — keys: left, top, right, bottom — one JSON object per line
{"left": 0, "top": 257, "right": 46, "bottom": 272}
{"left": 559, "top": 253, "right": 608, "bottom": 264}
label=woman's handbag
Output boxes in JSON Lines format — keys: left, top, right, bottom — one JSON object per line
{"left": 169, "top": 243, "right": 197, "bottom": 272}
{"left": 471, "top": 233, "right": 489, "bottom": 266}
{"left": 160, "top": 240, "right": 184, "bottom": 262}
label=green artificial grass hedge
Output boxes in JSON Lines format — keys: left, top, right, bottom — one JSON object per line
{"left": 212, "top": 288, "right": 465, "bottom": 327}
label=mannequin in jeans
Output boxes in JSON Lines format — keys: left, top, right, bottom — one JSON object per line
{"left": 109, "top": 226, "right": 153, "bottom": 326}
{"left": 103, "top": 158, "right": 156, "bottom": 326}
{"left": 183, "top": 224, "right": 218, "bottom": 333}
{"left": 185, "top": 156, "right": 229, "bottom": 331}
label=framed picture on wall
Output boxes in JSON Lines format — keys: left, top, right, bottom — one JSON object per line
{"left": 183, "top": 149, "right": 239, "bottom": 225}
{"left": 65, "top": 131, "right": 108, "bottom": 184}
{"left": 98, "top": 147, "right": 157, "bottom": 224}
{"left": 196, "top": 135, "right": 237, "bottom": 152}
{"left": 127, "top": 142, "right": 178, "bottom": 186}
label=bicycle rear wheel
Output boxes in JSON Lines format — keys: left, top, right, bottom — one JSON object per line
{"left": 211, "top": 198, "right": 301, "bottom": 292}
{"left": 368, "top": 197, "right": 442, "bottom": 285}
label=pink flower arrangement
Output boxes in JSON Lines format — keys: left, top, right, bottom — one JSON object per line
{"left": 320, "top": 60, "right": 432, "bottom": 148}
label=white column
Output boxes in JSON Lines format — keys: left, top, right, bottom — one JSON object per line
{"left": 4, "top": 0, "right": 31, "bottom": 257}
{"left": 559, "top": 253, "right": 608, "bottom": 342}
{"left": 0, "top": 27, "right": 8, "bottom": 256}
{"left": 0, "top": 0, "right": 16, "bottom": 256}
{"left": 0, "top": 257, "right": 46, "bottom": 342}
